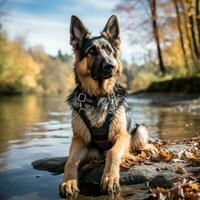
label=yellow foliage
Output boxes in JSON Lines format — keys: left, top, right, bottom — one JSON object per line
{"left": 0, "top": 34, "right": 74, "bottom": 94}
{"left": 0, "top": 39, "right": 41, "bottom": 91}
{"left": 132, "top": 71, "right": 157, "bottom": 91}
{"left": 163, "top": 39, "right": 184, "bottom": 70}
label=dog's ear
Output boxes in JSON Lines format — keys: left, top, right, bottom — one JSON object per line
{"left": 70, "top": 15, "right": 90, "bottom": 49}
{"left": 102, "top": 15, "right": 120, "bottom": 49}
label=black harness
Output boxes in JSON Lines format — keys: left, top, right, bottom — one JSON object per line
{"left": 67, "top": 85, "right": 129, "bottom": 152}
{"left": 74, "top": 92, "right": 117, "bottom": 151}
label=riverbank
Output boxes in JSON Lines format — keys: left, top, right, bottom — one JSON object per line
{"left": 145, "top": 76, "right": 200, "bottom": 93}
{"left": 131, "top": 91, "right": 200, "bottom": 115}
{"left": 130, "top": 76, "right": 200, "bottom": 115}
{"left": 32, "top": 137, "right": 200, "bottom": 199}
{"left": 170, "top": 98, "right": 200, "bottom": 115}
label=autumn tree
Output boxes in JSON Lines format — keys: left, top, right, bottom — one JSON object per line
{"left": 180, "top": 0, "right": 197, "bottom": 64}
{"left": 116, "top": 0, "right": 166, "bottom": 75}
{"left": 179, "top": 0, "right": 200, "bottom": 71}
{"left": 148, "top": 0, "right": 166, "bottom": 75}
{"left": 187, "top": 0, "right": 200, "bottom": 60}
{"left": 116, "top": 0, "right": 200, "bottom": 76}
{"left": 173, "top": 0, "right": 189, "bottom": 73}
{"left": 195, "top": 0, "right": 200, "bottom": 53}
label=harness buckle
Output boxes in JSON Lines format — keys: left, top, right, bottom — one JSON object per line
{"left": 108, "top": 93, "right": 116, "bottom": 115}
{"left": 108, "top": 104, "right": 116, "bottom": 115}
{"left": 79, "top": 107, "right": 85, "bottom": 113}
{"left": 108, "top": 93, "right": 115, "bottom": 102}
{"left": 78, "top": 93, "right": 86, "bottom": 102}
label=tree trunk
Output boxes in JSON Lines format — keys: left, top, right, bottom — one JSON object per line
{"left": 148, "top": 0, "right": 166, "bottom": 75}
{"left": 188, "top": 2, "right": 199, "bottom": 59}
{"left": 173, "top": 0, "right": 189, "bottom": 73}
{"left": 195, "top": 0, "right": 200, "bottom": 54}
{"left": 180, "top": 1, "right": 197, "bottom": 63}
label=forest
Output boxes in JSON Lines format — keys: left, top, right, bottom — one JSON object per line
{"left": 0, "top": 29, "right": 74, "bottom": 95}
{"left": 117, "top": 0, "right": 200, "bottom": 92}
{"left": 0, "top": 0, "right": 200, "bottom": 95}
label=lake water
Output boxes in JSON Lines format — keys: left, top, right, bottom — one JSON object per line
{"left": 0, "top": 95, "right": 199, "bottom": 200}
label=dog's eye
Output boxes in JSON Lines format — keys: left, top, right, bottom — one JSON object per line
{"left": 88, "top": 47, "right": 97, "bottom": 55}
{"left": 106, "top": 48, "right": 112, "bottom": 55}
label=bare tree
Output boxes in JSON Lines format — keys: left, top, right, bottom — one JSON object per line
{"left": 180, "top": 0, "right": 197, "bottom": 63}
{"left": 188, "top": 1, "right": 200, "bottom": 59}
{"left": 195, "top": 0, "right": 200, "bottom": 52}
{"left": 116, "top": 0, "right": 166, "bottom": 75}
{"left": 173, "top": 0, "right": 189, "bottom": 72}
{"left": 148, "top": 0, "right": 166, "bottom": 75}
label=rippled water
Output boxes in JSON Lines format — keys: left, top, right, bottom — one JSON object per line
{"left": 0, "top": 95, "right": 199, "bottom": 200}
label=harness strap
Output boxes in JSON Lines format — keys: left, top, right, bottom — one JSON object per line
{"left": 76, "top": 108, "right": 114, "bottom": 136}
{"left": 103, "top": 112, "right": 114, "bottom": 128}
{"left": 92, "top": 139, "right": 110, "bottom": 144}
{"left": 74, "top": 90, "right": 117, "bottom": 151}
{"left": 75, "top": 108, "right": 114, "bottom": 151}
{"left": 76, "top": 91, "right": 116, "bottom": 133}
{"left": 77, "top": 109, "right": 92, "bottom": 128}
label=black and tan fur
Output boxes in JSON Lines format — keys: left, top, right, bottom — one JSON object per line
{"left": 60, "top": 15, "right": 156, "bottom": 198}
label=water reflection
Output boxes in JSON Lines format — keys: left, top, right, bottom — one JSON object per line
{"left": 0, "top": 95, "right": 71, "bottom": 171}
{"left": 0, "top": 95, "right": 199, "bottom": 200}
{"left": 128, "top": 97, "right": 200, "bottom": 139}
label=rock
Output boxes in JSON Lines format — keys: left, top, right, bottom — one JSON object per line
{"left": 32, "top": 157, "right": 66, "bottom": 174}
{"left": 32, "top": 143, "right": 200, "bottom": 194}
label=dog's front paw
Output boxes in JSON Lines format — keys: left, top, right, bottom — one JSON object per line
{"left": 142, "top": 144, "right": 158, "bottom": 156}
{"left": 121, "top": 153, "right": 139, "bottom": 169}
{"left": 101, "top": 173, "right": 120, "bottom": 195}
{"left": 59, "top": 179, "right": 79, "bottom": 199}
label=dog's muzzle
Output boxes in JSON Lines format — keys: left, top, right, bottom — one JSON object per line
{"left": 91, "top": 62, "right": 115, "bottom": 80}
{"left": 101, "top": 62, "right": 115, "bottom": 79}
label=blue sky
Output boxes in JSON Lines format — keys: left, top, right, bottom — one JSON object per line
{"left": 3, "top": 0, "right": 147, "bottom": 64}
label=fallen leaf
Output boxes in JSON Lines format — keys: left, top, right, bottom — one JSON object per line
{"left": 159, "top": 149, "right": 174, "bottom": 162}
{"left": 149, "top": 177, "right": 200, "bottom": 200}
{"left": 185, "top": 151, "right": 197, "bottom": 161}
{"left": 175, "top": 165, "right": 187, "bottom": 174}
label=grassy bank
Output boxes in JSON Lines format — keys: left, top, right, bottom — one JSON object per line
{"left": 145, "top": 76, "right": 200, "bottom": 93}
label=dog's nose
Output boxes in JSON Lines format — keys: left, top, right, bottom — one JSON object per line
{"left": 103, "top": 63, "right": 115, "bottom": 72}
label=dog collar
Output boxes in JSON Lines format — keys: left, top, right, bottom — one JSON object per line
{"left": 77, "top": 91, "right": 117, "bottom": 115}
{"left": 77, "top": 92, "right": 98, "bottom": 106}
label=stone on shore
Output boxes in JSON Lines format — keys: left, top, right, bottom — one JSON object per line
{"left": 32, "top": 142, "right": 200, "bottom": 194}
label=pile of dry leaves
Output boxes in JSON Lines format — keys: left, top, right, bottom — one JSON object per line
{"left": 80, "top": 137, "right": 200, "bottom": 199}
{"left": 120, "top": 136, "right": 200, "bottom": 199}
{"left": 149, "top": 177, "right": 200, "bottom": 200}
{"left": 154, "top": 136, "right": 200, "bottom": 163}
{"left": 121, "top": 136, "right": 200, "bottom": 169}
{"left": 147, "top": 136, "right": 200, "bottom": 200}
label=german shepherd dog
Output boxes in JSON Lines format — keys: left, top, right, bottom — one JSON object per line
{"left": 60, "top": 15, "right": 157, "bottom": 198}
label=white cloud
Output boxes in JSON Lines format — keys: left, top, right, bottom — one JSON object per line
{"left": 3, "top": 10, "right": 71, "bottom": 55}
{"left": 3, "top": 2, "right": 146, "bottom": 64}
